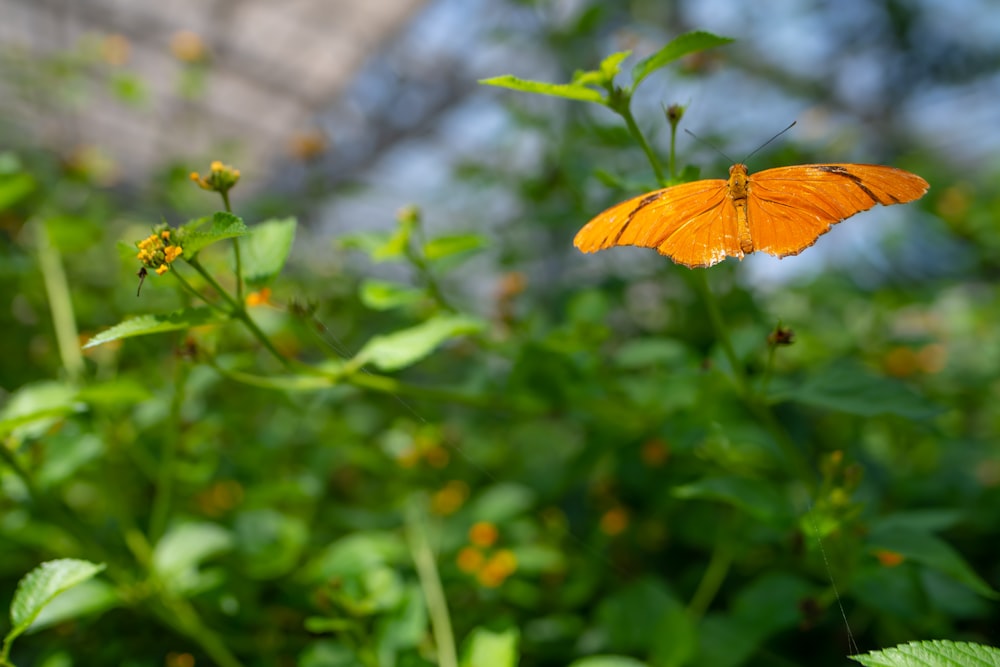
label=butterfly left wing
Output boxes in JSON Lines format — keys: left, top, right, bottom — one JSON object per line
{"left": 746, "top": 164, "right": 929, "bottom": 258}
{"left": 574, "top": 179, "right": 741, "bottom": 268}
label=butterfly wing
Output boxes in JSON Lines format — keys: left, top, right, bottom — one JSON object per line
{"left": 574, "top": 179, "right": 741, "bottom": 268}
{"left": 747, "top": 164, "right": 929, "bottom": 257}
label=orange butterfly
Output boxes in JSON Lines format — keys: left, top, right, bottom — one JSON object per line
{"left": 574, "top": 163, "right": 929, "bottom": 268}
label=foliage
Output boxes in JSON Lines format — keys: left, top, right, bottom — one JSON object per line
{"left": 1, "top": 9, "right": 999, "bottom": 667}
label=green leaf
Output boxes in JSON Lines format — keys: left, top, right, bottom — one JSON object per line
{"left": 239, "top": 217, "right": 296, "bottom": 287}
{"left": 467, "top": 483, "right": 536, "bottom": 522}
{"left": 596, "top": 578, "right": 684, "bottom": 654}
{"left": 867, "top": 526, "right": 998, "bottom": 598}
{"left": 83, "top": 308, "right": 224, "bottom": 348}
{"left": 7, "top": 559, "right": 106, "bottom": 646}
{"left": 613, "top": 338, "right": 691, "bottom": 369}
{"left": 460, "top": 627, "right": 519, "bottom": 667}
{"left": 153, "top": 522, "right": 233, "bottom": 578}
{"left": 849, "top": 640, "right": 1000, "bottom": 667}
{"left": 180, "top": 211, "right": 248, "bottom": 257}
{"left": 672, "top": 476, "right": 792, "bottom": 525}
{"left": 568, "top": 658, "right": 649, "bottom": 667}
{"left": 0, "top": 381, "right": 82, "bottom": 440}
{"left": 374, "top": 220, "right": 414, "bottom": 261}
{"left": 423, "top": 233, "right": 487, "bottom": 261}
{"left": 234, "top": 509, "right": 309, "bottom": 580}
{"left": 632, "top": 31, "right": 733, "bottom": 87}
{"left": 479, "top": 75, "right": 606, "bottom": 104}
{"left": 0, "top": 172, "right": 36, "bottom": 211}
{"left": 109, "top": 71, "right": 148, "bottom": 106}
{"left": 573, "top": 50, "right": 632, "bottom": 88}
{"left": 27, "top": 579, "right": 119, "bottom": 633}
{"left": 304, "top": 532, "right": 408, "bottom": 581}
{"left": 359, "top": 280, "right": 427, "bottom": 311}
{"left": 767, "top": 363, "right": 943, "bottom": 419}
{"left": 351, "top": 314, "right": 485, "bottom": 372}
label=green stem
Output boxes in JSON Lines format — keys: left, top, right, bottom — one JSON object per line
{"left": 687, "top": 533, "right": 732, "bottom": 619}
{"left": 406, "top": 226, "right": 454, "bottom": 312}
{"left": 152, "top": 593, "right": 245, "bottom": 667}
{"left": 690, "top": 271, "right": 745, "bottom": 392}
{"left": 148, "top": 362, "right": 188, "bottom": 543}
{"left": 619, "top": 105, "right": 665, "bottom": 184}
{"left": 187, "top": 258, "right": 292, "bottom": 370}
{"left": 405, "top": 500, "right": 458, "bottom": 667}
{"left": 218, "top": 191, "right": 244, "bottom": 303}
{"left": 35, "top": 219, "right": 84, "bottom": 381}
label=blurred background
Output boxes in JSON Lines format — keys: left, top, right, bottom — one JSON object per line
{"left": 3, "top": 0, "right": 998, "bottom": 290}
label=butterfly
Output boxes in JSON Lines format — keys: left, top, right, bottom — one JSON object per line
{"left": 574, "top": 163, "right": 929, "bottom": 268}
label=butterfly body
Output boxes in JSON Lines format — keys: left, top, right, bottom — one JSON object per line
{"left": 574, "top": 163, "right": 929, "bottom": 268}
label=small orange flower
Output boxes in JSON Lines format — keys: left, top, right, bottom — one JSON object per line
{"left": 430, "top": 480, "right": 469, "bottom": 515}
{"left": 640, "top": 439, "right": 669, "bottom": 467}
{"left": 245, "top": 287, "right": 272, "bottom": 307}
{"left": 599, "top": 507, "right": 629, "bottom": 536}
{"left": 424, "top": 446, "right": 450, "bottom": 468}
{"left": 456, "top": 546, "right": 484, "bottom": 573}
{"left": 171, "top": 30, "right": 207, "bottom": 63}
{"left": 101, "top": 34, "right": 130, "bottom": 66}
{"left": 468, "top": 521, "right": 499, "bottom": 548}
{"left": 476, "top": 549, "right": 517, "bottom": 588}
{"left": 874, "top": 549, "right": 905, "bottom": 567}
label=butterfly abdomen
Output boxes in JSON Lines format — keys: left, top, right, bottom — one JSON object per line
{"left": 728, "top": 164, "right": 754, "bottom": 254}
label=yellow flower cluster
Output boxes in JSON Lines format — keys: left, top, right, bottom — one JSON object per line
{"left": 190, "top": 160, "right": 241, "bottom": 193}
{"left": 136, "top": 230, "right": 183, "bottom": 275}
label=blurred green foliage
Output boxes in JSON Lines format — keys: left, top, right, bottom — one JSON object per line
{"left": 1, "top": 6, "right": 999, "bottom": 667}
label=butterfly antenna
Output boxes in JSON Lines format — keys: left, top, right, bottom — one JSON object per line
{"left": 684, "top": 128, "right": 735, "bottom": 163}
{"left": 743, "top": 121, "right": 797, "bottom": 162}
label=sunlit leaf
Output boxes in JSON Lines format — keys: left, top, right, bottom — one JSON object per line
{"left": 8, "top": 559, "right": 106, "bottom": 646}
{"left": 423, "top": 234, "right": 487, "bottom": 261}
{"left": 632, "top": 31, "right": 733, "bottom": 87}
{"left": 351, "top": 314, "right": 485, "bottom": 372}
{"left": 153, "top": 522, "right": 233, "bottom": 578}
{"left": 849, "top": 640, "right": 1000, "bottom": 667}
{"left": 239, "top": 217, "right": 296, "bottom": 286}
{"left": 460, "top": 627, "right": 519, "bottom": 667}
{"left": 479, "top": 75, "right": 606, "bottom": 103}
{"left": 359, "top": 280, "right": 427, "bottom": 311}
{"left": 83, "top": 308, "right": 223, "bottom": 348}
{"left": 0, "top": 381, "right": 82, "bottom": 440}
{"left": 180, "top": 211, "right": 248, "bottom": 257}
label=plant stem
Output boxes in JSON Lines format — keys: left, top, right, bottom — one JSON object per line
{"left": 406, "top": 225, "right": 454, "bottom": 312}
{"left": 687, "top": 532, "right": 732, "bottom": 619}
{"left": 619, "top": 105, "right": 665, "bottom": 184}
{"left": 187, "top": 258, "right": 292, "bottom": 369}
{"left": 148, "top": 361, "right": 188, "bottom": 543}
{"left": 690, "top": 270, "right": 745, "bottom": 392}
{"left": 34, "top": 218, "right": 84, "bottom": 381}
{"left": 405, "top": 500, "right": 458, "bottom": 667}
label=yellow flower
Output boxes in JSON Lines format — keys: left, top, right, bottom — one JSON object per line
{"left": 190, "top": 160, "right": 241, "bottom": 193}
{"left": 135, "top": 228, "right": 183, "bottom": 276}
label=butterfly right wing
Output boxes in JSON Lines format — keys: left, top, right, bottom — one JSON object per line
{"left": 574, "top": 179, "right": 739, "bottom": 268}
